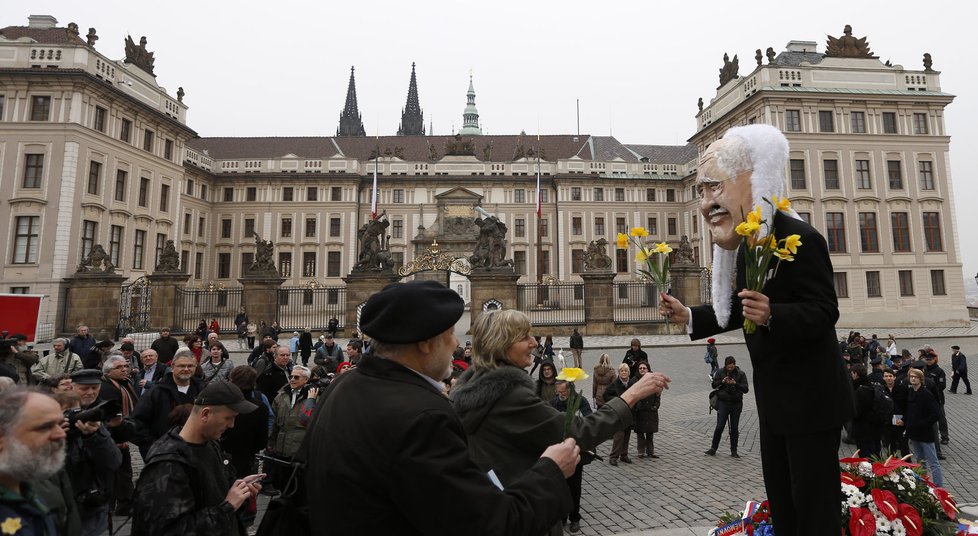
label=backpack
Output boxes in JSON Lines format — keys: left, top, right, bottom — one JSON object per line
{"left": 867, "top": 384, "right": 894, "bottom": 426}
{"left": 704, "top": 349, "right": 712, "bottom": 364}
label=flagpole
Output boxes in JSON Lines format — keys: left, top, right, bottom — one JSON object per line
{"left": 535, "top": 133, "right": 544, "bottom": 289}
{"left": 371, "top": 135, "right": 379, "bottom": 221}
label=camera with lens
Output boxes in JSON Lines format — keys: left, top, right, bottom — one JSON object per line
{"left": 64, "top": 399, "right": 120, "bottom": 439}
{"left": 75, "top": 487, "right": 109, "bottom": 508}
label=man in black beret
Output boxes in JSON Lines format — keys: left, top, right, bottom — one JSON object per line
{"left": 306, "top": 280, "right": 581, "bottom": 535}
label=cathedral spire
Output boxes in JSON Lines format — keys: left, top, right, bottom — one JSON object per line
{"left": 397, "top": 62, "right": 424, "bottom": 136}
{"left": 458, "top": 73, "right": 482, "bottom": 136}
{"left": 337, "top": 66, "right": 366, "bottom": 137}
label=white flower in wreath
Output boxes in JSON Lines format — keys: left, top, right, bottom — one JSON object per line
{"left": 901, "top": 468, "right": 916, "bottom": 483}
{"left": 896, "top": 483, "right": 905, "bottom": 491}
{"left": 846, "top": 491, "right": 866, "bottom": 508}
{"left": 876, "top": 517, "right": 893, "bottom": 533}
{"left": 841, "top": 483, "right": 860, "bottom": 497}
{"left": 858, "top": 462, "right": 874, "bottom": 477}
{"left": 891, "top": 518, "right": 906, "bottom": 536}
{"left": 887, "top": 472, "right": 901, "bottom": 483}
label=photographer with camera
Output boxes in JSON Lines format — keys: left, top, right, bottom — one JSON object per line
{"left": 0, "top": 335, "right": 38, "bottom": 386}
{"left": 66, "top": 369, "right": 123, "bottom": 535}
{"left": 705, "top": 356, "right": 749, "bottom": 458}
{"left": 100, "top": 354, "right": 140, "bottom": 517}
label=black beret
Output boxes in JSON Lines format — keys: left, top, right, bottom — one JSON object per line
{"left": 71, "top": 369, "right": 103, "bottom": 385}
{"left": 360, "top": 281, "right": 464, "bottom": 344}
{"left": 951, "top": 345, "right": 960, "bottom": 350}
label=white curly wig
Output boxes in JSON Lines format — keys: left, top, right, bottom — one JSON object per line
{"left": 706, "top": 124, "right": 801, "bottom": 329}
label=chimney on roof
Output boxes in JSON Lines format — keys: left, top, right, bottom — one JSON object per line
{"left": 786, "top": 40, "right": 818, "bottom": 53}
{"left": 28, "top": 15, "right": 58, "bottom": 29}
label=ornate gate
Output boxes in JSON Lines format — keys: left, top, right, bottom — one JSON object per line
{"left": 118, "top": 276, "right": 151, "bottom": 337}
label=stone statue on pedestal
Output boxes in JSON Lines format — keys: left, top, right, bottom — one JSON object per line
{"left": 77, "top": 244, "right": 115, "bottom": 274}
{"left": 249, "top": 233, "right": 278, "bottom": 275}
{"left": 583, "top": 239, "right": 613, "bottom": 272}
{"left": 154, "top": 240, "right": 182, "bottom": 273}
{"left": 469, "top": 215, "right": 513, "bottom": 270}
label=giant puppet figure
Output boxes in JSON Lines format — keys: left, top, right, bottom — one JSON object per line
{"left": 660, "top": 124, "right": 854, "bottom": 535}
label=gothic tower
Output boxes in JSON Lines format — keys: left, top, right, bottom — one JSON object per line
{"left": 458, "top": 74, "right": 482, "bottom": 136}
{"left": 337, "top": 66, "right": 366, "bottom": 137}
{"left": 397, "top": 62, "right": 424, "bottom": 136}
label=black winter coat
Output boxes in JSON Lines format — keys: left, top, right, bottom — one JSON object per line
{"left": 712, "top": 367, "right": 749, "bottom": 404}
{"left": 132, "top": 428, "right": 244, "bottom": 536}
{"left": 851, "top": 378, "right": 884, "bottom": 442}
{"left": 904, "top": 386, "right": 940, "bottom": 442}
{"left": 305, "top": 354, "right": 572, "bottom": 536}
{"left": 131, "top": 376, "right": 203, "bottom": 440}
{"left": 220, "top": 389, "right": 270, "bottom": 478}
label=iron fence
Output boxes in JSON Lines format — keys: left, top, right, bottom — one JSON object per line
{"left": 613, "top": 281, "right": 670, "bottom": 323}
{"left": 516, "top": 284, "right": 585, "bottom": 326}
{"left": 277, "top": 286, "right": 346, "bottom": 331}
{"left": 173, "top": 287, "right": 244, "bottom": 334}
{"left": 118, "top": 277, "right": 152, "bottom": 338}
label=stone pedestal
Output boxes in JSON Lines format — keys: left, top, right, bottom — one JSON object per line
{"left": 239, "top": 275, "right": 287, "bottom": 332}
{"left": 468, "top": 270, "right": 521, "bottom": 333}
{"left": 342, "top": 272, "right": 401, "bottom": 336}
{"left": 671, "top": 266, "right": 704, "bottom": 307}
{"left": 581, "top": 271, "right": 615, "bottom": 336}
{"left": 62, "top": 272, "right": 127, "bottom": 338}
{"left": 148, "top": 272, "right": 190, "bottom": 331}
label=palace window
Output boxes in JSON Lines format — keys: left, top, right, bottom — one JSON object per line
{"left": 23, "top": 154, "right": 44, "bottom": 188}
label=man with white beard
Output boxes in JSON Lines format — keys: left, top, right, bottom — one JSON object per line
{"left": 0, "top": 387, "right": 80, "bottom": 535}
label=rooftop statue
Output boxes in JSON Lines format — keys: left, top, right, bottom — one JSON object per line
{"left": 124, "top": 35, "right": 156, "bottom": 76}
{"left": 825, "top": 25, "right": 876, "bottom": 58}
{"left": 718, "top": 53, "right": 739, "bottom": 86}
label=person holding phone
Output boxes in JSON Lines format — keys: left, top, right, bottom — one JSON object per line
{"left": 132, "top": 380, "right": 261, "bottom": 535}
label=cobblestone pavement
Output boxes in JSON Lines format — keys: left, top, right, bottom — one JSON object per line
{"left": 110, "top": 326, "right": 978, "bottom": 536}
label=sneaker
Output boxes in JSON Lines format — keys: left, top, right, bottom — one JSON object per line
{"left": 731, "top": 452, "right": 741, "bottom": 458}
{"left": 569, "top": 521, "right": 581, "bottom": 533}
{"left": 938, "top": 454, "right": 947, "bottom": 460}
{"left": 940, "top": 439, "right": 949, "bottom": 445}
{"left": 609, "top": 458, "right": 619, "bottom": 466}
{"left": 648, "top": 453, "right": 660, "bottom": 459}
{"left": 620, "top": 456, "right": 633, "bottom": 464}
{"left": 705, "top": 449, "right": 717, "bottom": 456}
{"left": 638, "top": 453, "right": 646, "bottom": 458}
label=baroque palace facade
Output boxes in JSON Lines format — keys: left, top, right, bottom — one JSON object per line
{"left": 0, "top": 15, "right": 967, "bottom": 330}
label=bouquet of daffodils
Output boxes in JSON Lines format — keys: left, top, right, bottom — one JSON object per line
{"left": 735, "top": 196, "right": 801, "bottom": 334}
{"left": 616, "top": 227, "right": 672, "bottom": 290}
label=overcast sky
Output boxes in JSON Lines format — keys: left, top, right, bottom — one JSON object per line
{"left": 9, "top": 0, "right": 977, "bottom": 288}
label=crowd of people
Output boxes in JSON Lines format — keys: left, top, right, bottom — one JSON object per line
{"left": 0, "top": 318, "right": 365, "bottom": 536}
{"left": 0, "top": 312, "right": 973, "bottom": 535}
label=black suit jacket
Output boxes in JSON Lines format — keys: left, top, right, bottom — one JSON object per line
{"left": 691, "top": 212, "right": 854, "bottom": 435}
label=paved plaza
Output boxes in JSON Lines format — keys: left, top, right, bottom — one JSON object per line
{"left": 108, "top": 324, "right": 978, "bottom": 535}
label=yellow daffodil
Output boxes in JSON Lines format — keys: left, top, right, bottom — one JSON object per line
{"left": 616, "top": 233, "right": 629, "bottom": 249}
{"left": 635, "top": 248, "right": 653, "bottom": 263}
{"left": 747, "top": 205, "right": 763, "bottom": 225}
{"left": 773, "top": 248, "right": 795, "bottom": 261}
{"left": 736, "top": 221, "right": 760, "bottom": 236}
{"left": 782, "top": 234, "right": 802, "bottom": 254}
{"left": 1, "top": 517, "right": 22, "bottom": 535}
{"left": 772, "top": 195, "right": 791, "bottom": 211}
{"left": 654, "top": 242, "right": 673, "bottom": 254}
{"left": 556, "top": 367, "right": 589, "bottom": 382}
{"left": 762, "top": 235, "right": 778, "bottom": 250}
{"left": 630, "top": 226, "right": 649, "bottom": 238}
